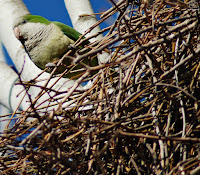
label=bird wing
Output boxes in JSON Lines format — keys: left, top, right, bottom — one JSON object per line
{"left": 53, "top": 21, "right": 83, "bottom": 42}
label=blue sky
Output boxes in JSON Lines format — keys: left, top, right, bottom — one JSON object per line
{"left": 23, "top": 0, "right": 112, "bottom": 29}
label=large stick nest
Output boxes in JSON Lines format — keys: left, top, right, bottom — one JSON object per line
{"left": 1, "top": 0, "right": 200, "bottom": 174}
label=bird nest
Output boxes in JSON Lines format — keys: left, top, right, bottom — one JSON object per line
{"left": 1, "top": 0, "right": 200, "bottom": 174}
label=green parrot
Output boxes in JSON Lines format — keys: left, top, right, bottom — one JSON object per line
{"left": 13, "top": 14, "right": 98, "bottom": 78}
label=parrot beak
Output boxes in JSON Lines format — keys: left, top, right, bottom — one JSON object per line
{"left": 13, "top": 27, "right": 24, "bottom": 40}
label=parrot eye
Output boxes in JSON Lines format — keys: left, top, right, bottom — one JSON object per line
{"left": 22, "top": 19, "right": 27, "bottom": 24}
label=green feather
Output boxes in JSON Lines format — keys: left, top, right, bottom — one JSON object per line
{"left": 21, "top": 15, "right": 89, "bottom": 44}
{"left": 53, "top": 21, "right": 82, "bottom": 42}
{"left": 53, "top": 22, "right": 90, "bottom": 46}
{"left": 22, "top": 15, "right": 83, "bottom": 42}
{"left": 22, "top": 15, "right": 51, "bottom": 25}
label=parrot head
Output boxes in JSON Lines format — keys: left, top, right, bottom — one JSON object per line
{"left": 13, "top": 15, "right": 51, "bottom": 44}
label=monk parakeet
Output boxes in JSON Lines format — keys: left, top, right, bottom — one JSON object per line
{"left": 13, "top": 14, "right": 98, "bottom": 78}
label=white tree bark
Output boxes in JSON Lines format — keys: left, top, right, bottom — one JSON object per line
{"left": 0, "top": 62, "right": 29, "bottom": 111}
{"left": 64, "top": 0, "right": 102, "bottom": 41}
{"left": 0, "top": 43, "right": 5, "bottom": 62}
{"left": 64, "top": 0, "right": 109, "bottom": 63}
{"left": 0, "top": 105, "right": 10, "bottom": 134}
